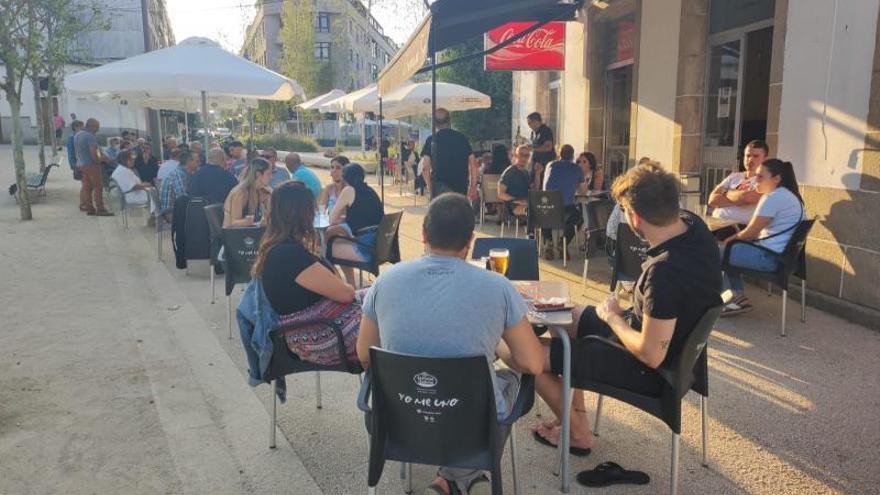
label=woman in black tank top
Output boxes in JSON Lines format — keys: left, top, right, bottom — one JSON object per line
{"left": 325, "top": 163, "right": 384, "bottom": 285}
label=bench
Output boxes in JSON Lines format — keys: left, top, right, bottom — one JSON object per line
{"left": 8, "top": 163, "right": 59, "bottom": 204}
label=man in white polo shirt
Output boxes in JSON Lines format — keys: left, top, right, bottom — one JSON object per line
{"left": 708, "top": 140, "right": 769, "bottom": 225}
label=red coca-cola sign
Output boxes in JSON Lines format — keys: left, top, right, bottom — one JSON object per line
{"left": 484, "top": 22, "right": 566, "bottom": 71}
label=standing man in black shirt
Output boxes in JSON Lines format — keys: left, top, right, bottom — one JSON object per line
{"left": 420, "top": 108, "right": 478, "bottom": 200}
{"left": 527, "top": 112, "right": 556, "bottom": 190}
{"left": 531, "top": 163, "right": 722, "bottom": 455}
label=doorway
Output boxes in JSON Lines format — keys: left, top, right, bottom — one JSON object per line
{"left": 702, "top": 23, "right": 773, "bottom": 171}
{"left": 604, "top": 64, "right": 633, "bottom": 183}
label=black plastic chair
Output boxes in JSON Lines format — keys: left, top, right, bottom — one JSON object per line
{"left": 471, "top": 238, "right": 539, "bottom": 281}
{"left": 581, "top": 199, "right": 615, "bottom": 284}
{"left": 357, "top": 348, "right": 535, "bottom": 495}
{"left": 222, "top": 226, "right": 264, "bottom": 340}
{"left": 528, "top": 190, "right": 569, "bottom": 266}
{"left": 327, "top": 211, "right": 403, "bottom": 286}
{"left": 264, "top": 324, "right": 363, "bottom": 449}
{"left": 610, "top": 223, "right": 649, "bottom": 293}
{"left": 582, "top": 305, "right": 723, "bottom": 495}
{"left": 722, "top": 219, "right": 815, "bottom": 336}
{"left": 204, "top": 204, "right": 225, "bottom": 304}
{"left": 184, "top": 197, "right": 211, "bottom": 270}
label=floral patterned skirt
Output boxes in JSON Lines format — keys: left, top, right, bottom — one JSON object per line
{"left": 278, "top": 298, "right": 361, "bottom": 368}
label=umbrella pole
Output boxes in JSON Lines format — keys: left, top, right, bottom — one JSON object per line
{"left": 248, "top": 107, "right": 255, "bottom": 153}
{"left": 379, "top": 97, "right": 384, "bottom": 205}
{"left": 184, "top": 104, "right": 189, "bottom": 144}
{"left": 201, "top": 90, "right": 209, "bottom": 156}
{"left": 430, "top": 34, "right": 437, "bottom": 200}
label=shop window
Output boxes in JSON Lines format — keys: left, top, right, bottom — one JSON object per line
{"left": 703, "top": 40, "right": 740, "bottom": 147}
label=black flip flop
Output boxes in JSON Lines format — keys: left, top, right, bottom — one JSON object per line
{"left": 532, "top": 430, "right": 592, "bottom": 457}
{"left": 576, "top": 461, "right": 650, "bottom": 487}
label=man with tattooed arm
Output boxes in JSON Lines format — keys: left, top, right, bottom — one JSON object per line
{"left": 531, "top": 163, "right": 723, "bottom": 455}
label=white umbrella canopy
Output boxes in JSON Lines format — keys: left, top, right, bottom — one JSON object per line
{"left": 381, "top": 81, "right": 491, "bottom": 119}
{"left": 65, "top": 37, "right": 304, "bottom": 101}
{"left": 298, "top": 89, "right": 345, "bottom": 111}
{"left": 323, "top": 84, "right": 379, "bottom": 114}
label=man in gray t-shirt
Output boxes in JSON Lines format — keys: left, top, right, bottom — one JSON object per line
{"left": 358, "top": 193, "right": 543, "bottom": 495}
{"left": 74, "top": 118, "right": 112, "bottom": 215}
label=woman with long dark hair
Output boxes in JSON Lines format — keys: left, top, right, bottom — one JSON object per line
{"left": 251, "top": 181, "right": 361, "bottom": 367}
{"left": 317, "top": 155, "right": 349, "bottom": 214}
{"left": 576, "top": 151, "right": 603, "bottom": 192}
{"left": 486, "top": 143, "right": 511, "bottom": 175}
{"left": 325, "top": 163, "right": 384, "bottom": 285}
{"left": 135, "top": 145, "right": 160, "bottom": 184}
{"left": 720, "top": 159, "right": 804, "bottom": 315}
{"left": 224, "top": 157, "right": 272, "bottom": 227}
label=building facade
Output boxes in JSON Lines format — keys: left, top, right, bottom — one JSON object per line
{"left": 0, "top": 0, "right": 175, "bottom": 144}
{"left": 512, "top": 0, "right": 880, "bottom": 325}
{"left": 241, "top": 0, "right": 396, "bottom": 92}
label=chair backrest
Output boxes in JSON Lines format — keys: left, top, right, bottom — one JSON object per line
{"left": 37, "top": 163, "right": 58, "bottom": 186}
{"left": 184, "top": 197, "right": 211, "bottom": 260}
{"left": 367, "top": 348, "right": 497, "bottom": 469}
{"left": 586, "top": 199, "right": 614, "bottom": 233}
{"left": 659, "top": 305, "right": 723, "bottom": 398}
{"left": 778, "top": 219, "right": 815, "bottom": 282}
{"left": 204, "top": 204, "right": 225, "bottom": 264}
{"left": 480, "top": 174, "right": 501, "bottom": 204}
{"left": 472, "top": 237, "right": 539, "bottom": 281}
{"left": 611, "top": 223, "right": 649, "bottom": 288}
{"left": 372, "top": 211, "right": 404, "bottom": 267}
{"left": 222, "top": 226, "right": 265, "bottom": 287}
{"left": 528, "top": 190, "right": 565, "bottom": 229}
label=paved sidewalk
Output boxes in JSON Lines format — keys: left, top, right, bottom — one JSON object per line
{"left": 0, "top": 147, "right": 322, "bottom": 494}
{"left": 1, "top": 146, "right": 879, "bottom": 494}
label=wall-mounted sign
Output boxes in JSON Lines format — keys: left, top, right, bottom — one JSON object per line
{"left": 484, "top": 21, "right": 566, "bottom": 71}
{"left": 615, "top": 20, "right": 636, "bottom": 65}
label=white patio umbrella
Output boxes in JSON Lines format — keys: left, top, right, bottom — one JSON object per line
{"left": 382, "top": 81, "right": 491, "bottom": 119}
{"left": 323, "top": 84, "right": 380, "bottom": 114}
{"left": 298, "top": 89, "right": 345, "bottom": 111}
{"left": 66, "top": 37, "right": 305, "bottom": 149}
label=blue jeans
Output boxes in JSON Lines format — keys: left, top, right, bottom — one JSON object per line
{"left": 720, "top": 243, "right": 779, "bottom": 294}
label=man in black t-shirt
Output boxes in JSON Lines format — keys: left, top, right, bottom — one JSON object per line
{"left": 527, "top": 112, "right": 556, "bottom": 190}
{"left": 420, "top": 108, "right": 478, "bottom": 200}
{"left": 532, "top": 163, "right": 722, "bottom": 455}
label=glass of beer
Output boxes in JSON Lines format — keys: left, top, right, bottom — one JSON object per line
{"left": 488, "top": 248, "right": 510, "bottom": 276}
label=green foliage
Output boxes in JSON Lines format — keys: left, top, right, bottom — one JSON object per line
{"left": 252, "top": 134, "right": 319, "bottom": 152}
{"left": 436, "top": 37, "right": 512, "bottom": 144}
{"left": 279, "top": 0, "right": 335, "bottom": 97}
{"left": 254, "top": 100, "right": 289, "bottom": 127}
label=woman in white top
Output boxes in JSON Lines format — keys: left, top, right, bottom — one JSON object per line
{"left": 317, "top": 155, "right": 349, "bottom": 214}
{"left": 719, "top": 159, "right": 804, "bottom": 315}
{"left": 110, "top": 150, "right": 154, "bottom": 213}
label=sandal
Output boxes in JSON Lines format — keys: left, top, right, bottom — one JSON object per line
{"left": 576, "top": 461, "right": 650, "bottom": 487}
{"left": 532, "top": 429, "right": 592, "bottom": 457}
{"left": 424, "top": 476, "right": 460, "bottom": 495}
{"left": 466, "top": 474, "right": 491, "bottom": 495}
{"left": 721, "top": 296, "right": 753, "bottom": 317}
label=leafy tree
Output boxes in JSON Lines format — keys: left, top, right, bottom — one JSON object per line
{"left": 279, "top": 0, "right": 332, "bottom": 96}
{"left": 436, "top": 37, "right": 512, "bottom": 145}
{"left": 28, "top": 1, "right": 107, "bottom": 171}
{"left": 0, "top": 0, "right": 105, "bottom": 220}
{"left": 254, "top": 100, "right": 290, "bottom": 133}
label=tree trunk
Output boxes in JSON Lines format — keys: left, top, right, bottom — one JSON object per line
{"left": 31, "top": 77, "right": 47, "bottom": 172}
{"left": 8, "top": 85, "right": 34, "bottom": 221}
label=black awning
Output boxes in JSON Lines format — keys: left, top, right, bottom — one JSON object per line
{"left": 428, "top": 0, "right": 583, "bottom": 52}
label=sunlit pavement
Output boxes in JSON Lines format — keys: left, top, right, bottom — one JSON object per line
{"left": 1, "top": 146, "right": 878, "bottom": 494}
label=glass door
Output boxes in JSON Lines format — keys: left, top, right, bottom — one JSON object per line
{"left": 702, "top": 23, "right": 773, "bottom": 171}
{"left": 604, "top": 65, "right": 633, "bottom": 183}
